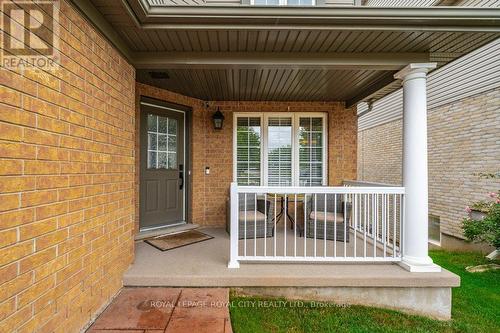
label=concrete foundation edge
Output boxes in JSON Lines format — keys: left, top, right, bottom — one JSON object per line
{"left": 233, "top": 286, "right": 452, "bottom": 320}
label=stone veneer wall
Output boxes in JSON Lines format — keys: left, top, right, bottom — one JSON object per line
{"left": 0, "top": 1, "right": 136, "bottom": 332}
{"left": 357, "top": 88, "right": 500, "bottom": 241}
{"left": 136, "top": 84, "right": 358, "bottom": 228}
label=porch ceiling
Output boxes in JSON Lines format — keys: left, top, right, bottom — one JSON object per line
{"left": 136, "top": 68, "right": 392, "bottom": 101}
{"left": 75, "top": 0, "right": 500, "bottom": 103}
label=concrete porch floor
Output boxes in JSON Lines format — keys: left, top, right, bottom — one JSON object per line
{"left": 124, "top": 227, "right": 460, "bottom": 319}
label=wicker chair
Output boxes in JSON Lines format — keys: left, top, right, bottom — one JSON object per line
{"left": 304, "top": 193, "right": 351, "bottom": 242}
{"left": 226, "top": 193, "right": 275, "bottom": 239}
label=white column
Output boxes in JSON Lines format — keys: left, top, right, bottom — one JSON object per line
{"left": 394, "top": 63, "right": 441, "bottom": 273}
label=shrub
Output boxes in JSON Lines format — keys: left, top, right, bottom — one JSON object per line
{"left": 462, "top": 191, "right": 500, "bottom": 249}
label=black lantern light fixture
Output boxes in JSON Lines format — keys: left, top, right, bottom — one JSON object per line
{"left": 212, "top": 107, "right": 225, "bottom": 130}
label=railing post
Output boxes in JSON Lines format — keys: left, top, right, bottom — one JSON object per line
{"left": 228, "top": 182, "right": 240, "bottom": 268}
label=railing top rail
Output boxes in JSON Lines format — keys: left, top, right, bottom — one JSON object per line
{"left": 233, "top": 184, "right": 405, "bottom": 194}
{"left": 342, "top": 180, "right": 398, "bottom": 187}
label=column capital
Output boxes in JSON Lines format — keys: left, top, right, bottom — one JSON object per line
{"left": 394, "top": 63, "right": 437, "bottom": 81}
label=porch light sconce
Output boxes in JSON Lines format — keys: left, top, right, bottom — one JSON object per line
{"left": 212, "top": 107, "right": 225, "bottom": 130}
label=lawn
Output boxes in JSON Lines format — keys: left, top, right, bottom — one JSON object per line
{"left": 229, "top": 250, "right": 500, "bottom": 333}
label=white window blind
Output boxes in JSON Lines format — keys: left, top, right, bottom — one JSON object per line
{"left": 298, "top": 117, "right": 324, "bottom": 186}
{"left": 254, "top": 0, "right": 279, "bottom": 4}
{"left": 252, "top": 0, "right": 314, "bottom": 5}
{"left": 236, "top": 117, "right": 261, "bottom": 185}
{"left": 267, "top": 117, "right": 292, "bottom": 186}
{"left": 286, "top": 0, "right": 314, "bottom": 5}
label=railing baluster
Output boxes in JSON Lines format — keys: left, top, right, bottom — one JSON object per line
{"left": 387, "top": 194, "right": 390, "bottom": 256}
{"left": 324, "top": 194, "right": 327, "bottom": 257}
{"left": 383, "top": 194, "right": 387, "bottom": 258}
{"left": 254, "top": 193, "right": 257, "bottom": 257}
{"left": 294, "top": 194, "right": 297, "bottom": 257}
{"left": 353, "top": 194, "right": 357, "bottom": 258}
{"left": 274, "top": 194, "right": 277, "bottom": 257}
{"left": 244, "top": 193, "right": 247, "bottom": 258}
{"left": 400, "top": 194, "right": 404, "bottom": 258}
{"left": 364, "top": 193, "right": 367, "bottom": 258}
{"left": 334, "top": 193, "right": 337, "bottom": 258}
{"left": 284, "top": 194, "right": 287, "bottom": 257}
{"left": 264, "top": 193, "right": 267, "bottom": 257}
{"left": 304, "top": 194, "right": 307, "bottom": 258}
{"left": 374, "top": 194, "right": 378, "bottom": 258}
{"left": 393, "top": 194, "right": 396, "bottom": 258}
{"left": 314, "top": 194, "right": 317, "bottom": 257}
{"left": 343, "top": 194, "right": 347, "bottom": 258}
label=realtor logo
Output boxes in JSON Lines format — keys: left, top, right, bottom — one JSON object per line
{"left": 1, "top": 0, "right": 60, "bottom": 70}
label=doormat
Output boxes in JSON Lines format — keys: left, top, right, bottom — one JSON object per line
{"left": 144, "top": 230, "right": 213, "bottom": 251}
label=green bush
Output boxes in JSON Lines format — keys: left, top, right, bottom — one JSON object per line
{"left": 462, "top": 191, "right": 500, "bottom": 249}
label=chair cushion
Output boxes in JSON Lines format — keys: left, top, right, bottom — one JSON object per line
{"left": 239, "top": 210, "right": 267, "bottom": 223}
{"left": 309, "top": 211, "right": 345, "bottom": 223}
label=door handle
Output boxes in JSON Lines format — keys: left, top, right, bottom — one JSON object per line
{"left": 179, "top": 172, "right": 184, "bottom": 190}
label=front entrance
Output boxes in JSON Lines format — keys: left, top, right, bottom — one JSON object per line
{"left": 140, "top": 100, "right": 186, "bottom": 231}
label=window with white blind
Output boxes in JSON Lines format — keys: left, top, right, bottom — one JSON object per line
{"left": 267, "top": 117, "right": 293, "bottom": 186}
{"left": 236, "top": 117, "right": 262, "bottom": 185}
{"left": 233, "top": 113, "right": 327, "bottom": 186}
{"left": 298, "top": 117, "right": 324, "bottom": 186}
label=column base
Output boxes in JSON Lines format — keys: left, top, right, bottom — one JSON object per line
{"left": 227, "top": 260, "right": 240, "bottom": 269}
{"left": 399, "top": 255, "right": 442, "bottom": 272}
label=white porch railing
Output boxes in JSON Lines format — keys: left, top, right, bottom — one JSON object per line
{"left": 228, "top": 183, "right": 405, "bottom": 268}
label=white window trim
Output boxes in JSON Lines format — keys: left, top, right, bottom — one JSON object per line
{"left": 249, "top": 0, "right": 316, "bottom": 6}
{"left": 233, "top": 112, "right": 328, "bottom": 186}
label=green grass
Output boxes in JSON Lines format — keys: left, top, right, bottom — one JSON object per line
{"left": 229, "top": 250, "right": 500, "bottom": 333}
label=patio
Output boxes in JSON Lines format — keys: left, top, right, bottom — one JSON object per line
{"left": 86, "top": 287, "right": 232, "bottom": 333}
{"left": 124, "top": 227, "right": 459, "bottom": 319}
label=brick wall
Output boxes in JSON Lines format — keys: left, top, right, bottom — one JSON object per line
{"left": 0, "top": 1, "right": 136, "bottom": 332}
{"left": 358, "top": 88, "right": 500, "bottom": 241}
{"left": 135, "top": 86, "right": 357, "bottom": 228}
{"left": 209, "top": 101, "right": 357, "bottom": 226}
{"left": 357, "top": 119, "right": 402, "bottom": 185}
{"left": 135, "top": 83, "right": 206, "bottom": 231}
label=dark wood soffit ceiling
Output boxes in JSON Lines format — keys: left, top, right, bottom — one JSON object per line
{"left": 86, "top": 0, "right": 500, "bottom": 102}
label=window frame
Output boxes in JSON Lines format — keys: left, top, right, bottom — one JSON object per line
{"left": 428, "top": 214, "right": 441, "bottom": 246}
{"left": 233, "top": 112, "right": 328, "bottom": 186}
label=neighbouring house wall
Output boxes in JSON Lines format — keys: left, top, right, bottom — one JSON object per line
{"left": 357, "top": 38, "right": 500, "bottom": 245}
{"left": 357, "top": 119, "right": 402, "bottom": 185}
{"left": 135, "top": 84, "right": 357, "bottom": 228}
{"left": 0, "top": 1, "right": 136, "bottom": 332}
{"left": 358, "top": 89, "right": 500, "bottom": 242}
{"left": 453, "top": 0, "right": 500, "bottom": 7}
{"left": 364, "top": 0, "right": 500, "bottom": 7}
{"left": 364, "top": 0, "right": 440, "bottom": 6}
